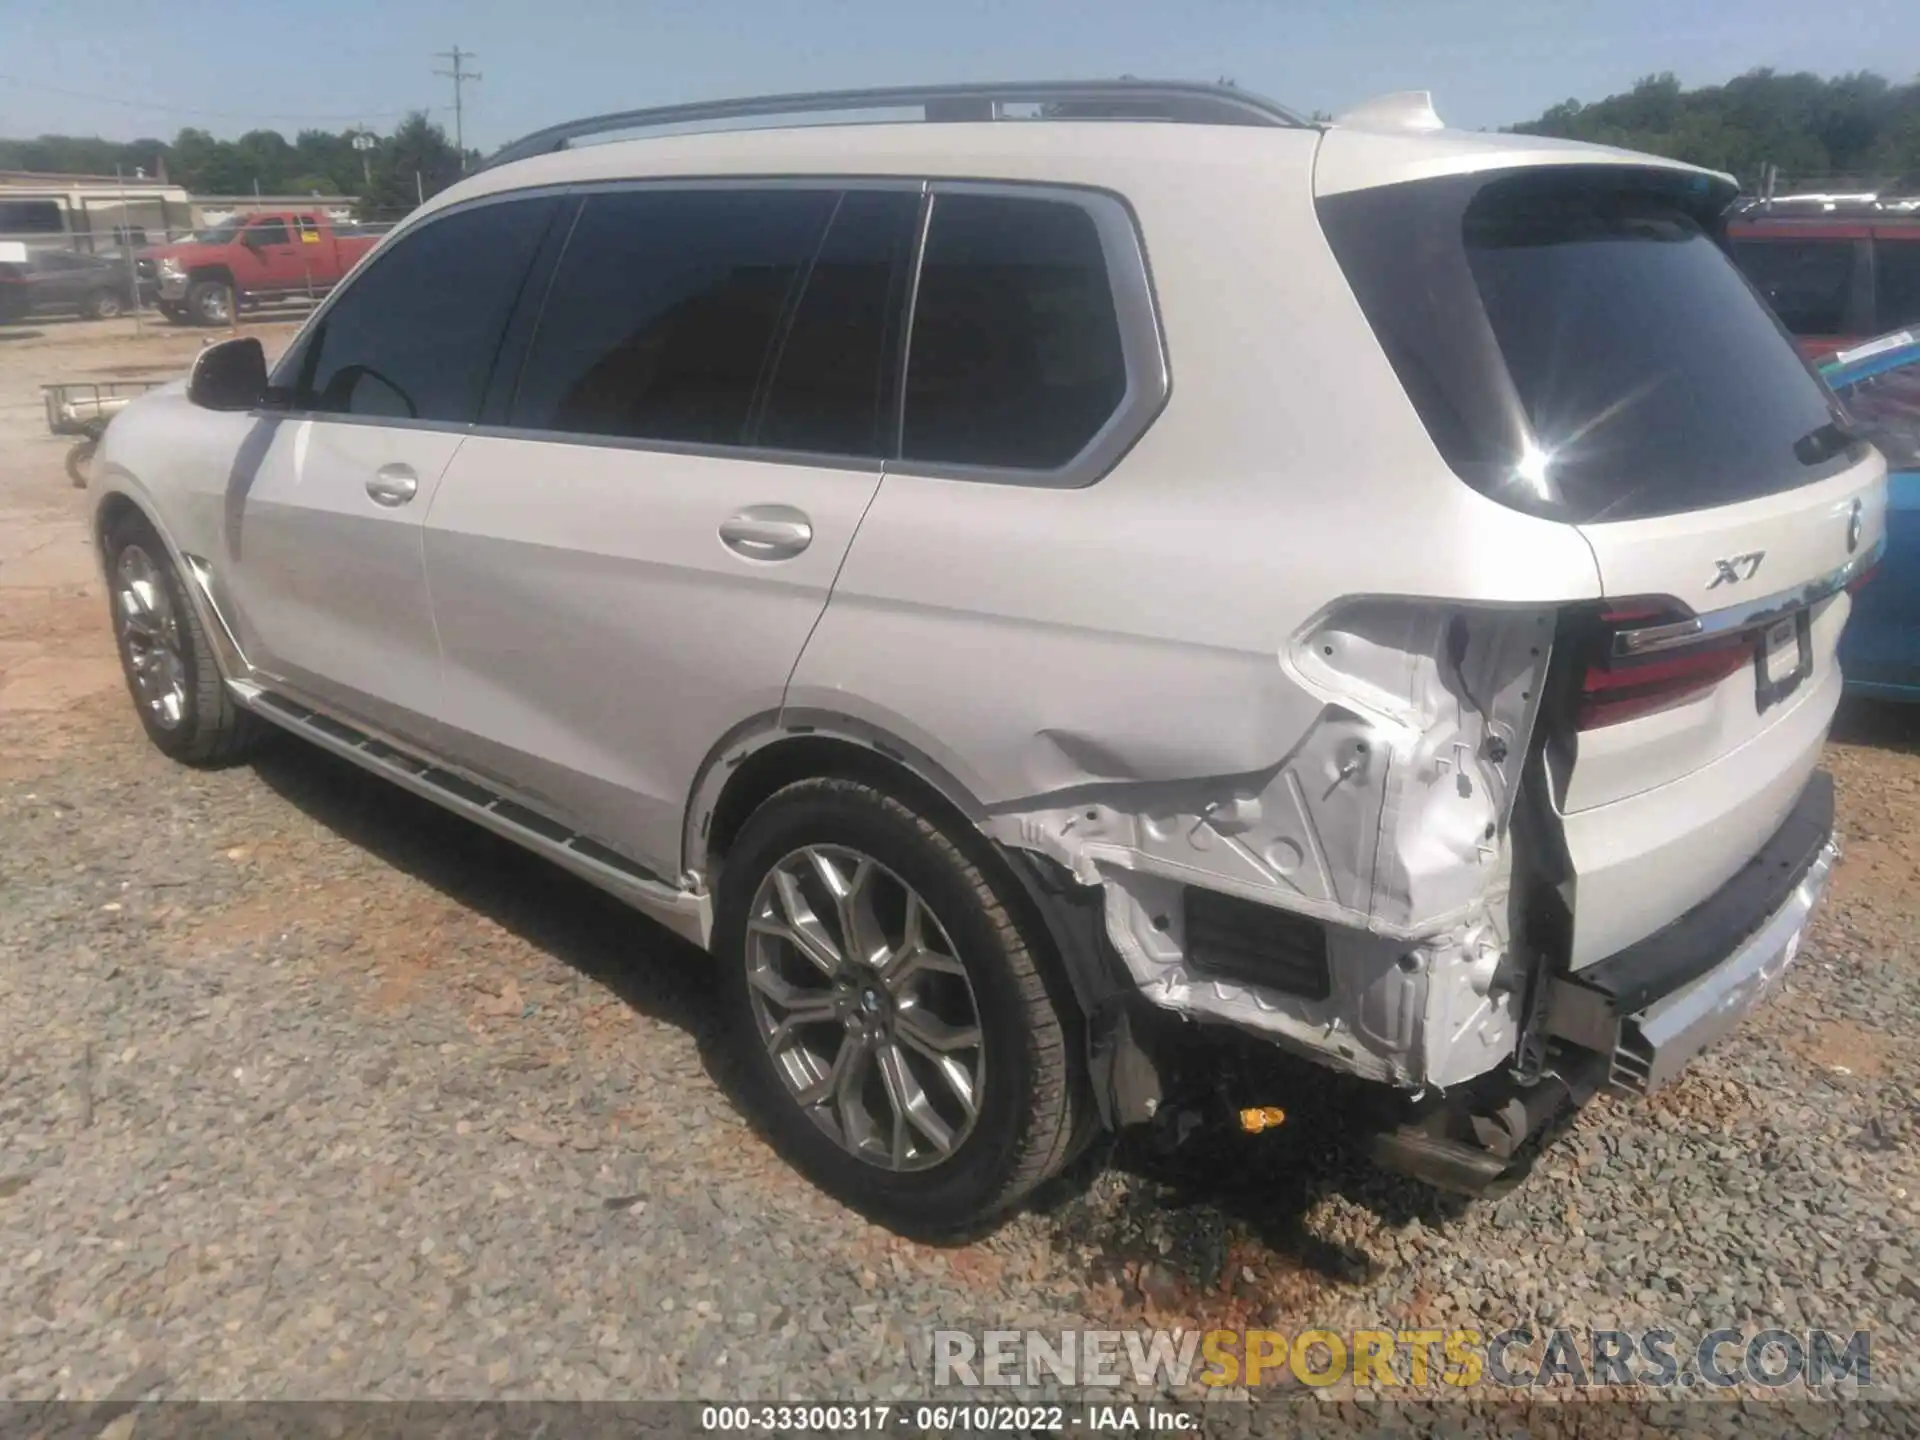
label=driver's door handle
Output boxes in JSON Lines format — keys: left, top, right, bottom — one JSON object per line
{"left": 366, "top": 463, "right": 419, "bottom": 507}
{"left": 719, "top": 505, "right": 813, "bottom": 560}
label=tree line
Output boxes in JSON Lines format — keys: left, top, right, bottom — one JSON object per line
{"left": 1510, "top": 69, "right": 1920, "bottom": 188}
{"left": 0, "top": 112, "right": 476, "bottom": 219}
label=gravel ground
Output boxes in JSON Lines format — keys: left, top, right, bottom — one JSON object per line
{"left": 3, "top": 318, "right": 1920, "bottom": 1422}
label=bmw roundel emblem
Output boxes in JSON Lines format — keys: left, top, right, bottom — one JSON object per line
{"left": 1847, "top": 498, "right": 1863, "bottom": 555}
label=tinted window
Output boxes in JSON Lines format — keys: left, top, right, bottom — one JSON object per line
{"left": 1730, "top": 237, "right": 1857, "bottom": 334}
{"left": 0, "top": 201, "right": 64, "bottom": 236}
{"left": 513, "top": 189, "right": 837, "bottom": 445}
{"left": 248, "top": 220, "right": 291, "bottom": 247}
{"left": 754, "top": 189, "right": 920, "bottom": 456}
{"left": 1877, "top": 239, "right": 1920, "bottom": 331}
{"left": 902, "top": 193, "right": 1126, "bottom": 470}
{"left": 296, "top": 198, "right": 555, "bottom": 423}
{"left": 1320, "top": 169, "right": 1856, "bottom": 523}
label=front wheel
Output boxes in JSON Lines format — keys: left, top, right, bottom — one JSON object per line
{"left": 84, "top": 288, "right": 124, "bottom": 320}
{"left": 103, "top": 515, "right": 260, "bottom": 765}
{"left": 186, "top": 279, "right": 232, "bottom": 326}
{"left": 714, "top": 777, "right": 1084, "bottom": 1236}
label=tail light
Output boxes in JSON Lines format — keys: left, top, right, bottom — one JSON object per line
{"left": 1846, "top": 561, "right": 1880, "bottom": 595}
{"left": 1577, "top": 602, "right": 1748, "bottom": 730}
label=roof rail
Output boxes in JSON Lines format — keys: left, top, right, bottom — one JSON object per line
{"left": 483, "top": 79, "right": 1309, "bottom": 170}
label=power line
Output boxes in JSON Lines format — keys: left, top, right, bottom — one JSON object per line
{"left": 0, "top": 73, "right": 421, "bottom": 124}
{"left": 434, "top": 47, "right": 481, "bottom": 166}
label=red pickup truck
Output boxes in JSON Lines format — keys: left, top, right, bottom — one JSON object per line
{"left": 146, "top": 211, "right": 382, "bottom": 326}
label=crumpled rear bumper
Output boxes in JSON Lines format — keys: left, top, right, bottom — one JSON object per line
{"left": 1545, "top": 770, "right": 1837, "bottom": 1093}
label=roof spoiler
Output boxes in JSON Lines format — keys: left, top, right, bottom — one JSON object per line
{"left": 1332, "top": 91, "right": 1445, "bottom": 133}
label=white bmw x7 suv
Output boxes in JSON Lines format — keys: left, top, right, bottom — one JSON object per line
{"left": 92, "top": 81, "right": 1886, "bottom": 1234}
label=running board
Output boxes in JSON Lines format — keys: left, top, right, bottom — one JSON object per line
{"left": 236, "top": 686, "right": 711, "bottom": 947}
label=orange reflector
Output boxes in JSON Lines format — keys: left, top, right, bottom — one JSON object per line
{"left": 1238, "top": 1106, "right": 1287, "bottom": 1134}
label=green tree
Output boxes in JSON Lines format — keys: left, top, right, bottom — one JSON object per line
{"left": 356, "top": 112, "right": 466, "bottom": 220}
{"left": 1510, "top": 67, "right": 1920, "bottom": 189}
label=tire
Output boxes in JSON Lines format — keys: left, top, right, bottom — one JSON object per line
{"left": 715, "top": 777, "right": 1084, "bottom": 1236}
{"left": 102, "top": 513, "right": 261, "bottom": 766}
{"left": 186, "top": 278, "right": 233, "bottom": 326}
{"left": 84, "top": 288, "right": 124, "bottom": 320}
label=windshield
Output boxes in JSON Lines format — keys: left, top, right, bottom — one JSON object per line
{"left": 1318, "top": 166, "right": 1860, "bottom": 523}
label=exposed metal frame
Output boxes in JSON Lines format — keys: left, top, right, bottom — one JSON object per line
{"left": 484, "top": 80, "right": 1308, "bottom": 170}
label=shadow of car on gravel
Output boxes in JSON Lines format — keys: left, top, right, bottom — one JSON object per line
{"left": 244, "top": 730, "right": 1485, "bottom": 1308}
{"left": 1830, "top": 696, "right": 1920, "bottom": 756}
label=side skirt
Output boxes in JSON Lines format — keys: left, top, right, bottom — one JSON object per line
{"left": 231, "top": 682, "right": 713, "bottom": 947}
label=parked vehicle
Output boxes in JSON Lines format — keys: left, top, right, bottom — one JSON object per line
{"left": 1823, "top": 330, "right": 1920, "bottom": 699}
{"left": 88, "top": 81, "right": 1886, "bottom": 1234}
{"left": 0, "top": 247, "right": 140, "bottom": 322}
{"left": 1729, "top": 212, "right": 1920, "bottom": 360}
{"left": 145, "top": 211, "right": 381, "bottom": 325}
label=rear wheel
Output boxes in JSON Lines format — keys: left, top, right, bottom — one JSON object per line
{"left": 186, "top": 278, "right": 232, "bottom": 326}
{"left": 84, "top": 288, "right": 124, "bottom": 320}
{"left": 715, "top": 778, "right": 1084, "bottom": 1236}
{"left": 103, "top": 514, "right": 260, "bottom": 765}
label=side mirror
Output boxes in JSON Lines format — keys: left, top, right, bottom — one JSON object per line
{"left": 188, "top": 337, "right": 268, "bottom": 412}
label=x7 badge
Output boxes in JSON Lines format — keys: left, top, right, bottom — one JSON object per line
{"left": 1708, "top": 552, "right": 1765, "bottom": 588}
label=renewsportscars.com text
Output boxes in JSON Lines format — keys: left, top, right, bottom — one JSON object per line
{"left": 931, "top": 1327, "right": 1871, "bottom": 1391}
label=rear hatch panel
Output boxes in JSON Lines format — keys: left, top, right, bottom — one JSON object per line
{"left": 1318, "top": 150, "right": 1885, "bottom": 972}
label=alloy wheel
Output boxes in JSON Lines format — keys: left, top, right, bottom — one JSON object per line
{"left": 744, "top": 845, "right": 987, "bottom": 1171}
{"left": 114, "top": 544, "right": 188, "bottom": 730}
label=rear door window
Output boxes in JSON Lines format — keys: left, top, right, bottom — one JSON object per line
{"left": 1730, "top": 237, "right": 1859, "bottom": 335}
{"left": 900, "top": 192, "right": 1128, "bottom": 471}
{"left": 1876, "top": 238, "right": 1920, "bottom": 331}
{"left": 510, "top": 188, "right": 838, "bottom": 446}
{"left": 754, "top": 189, "right": 921, "bottom": 457}
{"left": 1319, "top": 168, "right": 1857, "bottom": 522}
{"left": 247, "top": 219, "right": 291, "bottom": 247}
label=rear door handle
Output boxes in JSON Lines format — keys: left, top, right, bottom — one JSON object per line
{"left": 365, "top": 463, "right": 419, "bottom": 507}
{"left": 719, "top": 505, "right": 813, "bottom": 560}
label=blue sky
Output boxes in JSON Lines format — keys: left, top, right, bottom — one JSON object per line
{"left": 1, "top": 0, "right": 1913, "bottom": 147}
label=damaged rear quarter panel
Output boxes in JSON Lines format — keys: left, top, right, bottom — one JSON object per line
{"left": 783, "top": 155, "right": 1602, "bottom": 1086}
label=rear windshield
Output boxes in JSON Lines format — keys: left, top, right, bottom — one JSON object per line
{"left": 1318, "top": 167, "right": 1860, "bottom": 523}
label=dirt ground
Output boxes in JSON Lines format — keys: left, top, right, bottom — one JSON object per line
{"left": 3, "top": 315, "right": 1919, "bottom": 1413}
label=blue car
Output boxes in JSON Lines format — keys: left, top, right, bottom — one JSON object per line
{"left": 1823, "top": 331, "right": 1920, "bottom": 700}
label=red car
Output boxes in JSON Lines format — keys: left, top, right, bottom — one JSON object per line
{"left": 1728, "top": 212, "right": 1920, "bottom": 361}
{"left": 146, "top": 211, "right": 382, "bottom": 326}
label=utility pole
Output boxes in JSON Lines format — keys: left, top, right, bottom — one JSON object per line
{"left": 352, "top": 127, "right": 377, "bottom": 191}
{"left": 434, "top": 46, "right": 481, "bottom": 169}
